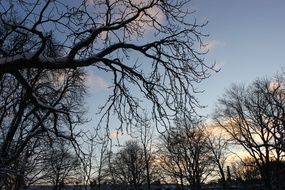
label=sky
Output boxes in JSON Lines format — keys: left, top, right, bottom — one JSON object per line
{"left": 191, "top": 0, "right": 285, "bottom": 117}
{"left": 84, "top": 0, "right": 285, "bottom": 135}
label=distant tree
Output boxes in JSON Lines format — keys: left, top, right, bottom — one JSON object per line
{"left": 230, "top": 157, "right": 285, "bottom": 190}
{"left": 160, "top": 118, "right": 214, "bottom": 190}
{"left": 214, "top": 72, "right": 285, "bottom": 190}
{"left": 106, "top": 140, "right": 154, "bottom": 190}
{"left": 239, "top": 157, "right": 261, "bottom": 181}
{"left": 85, "top": 135, "right": 110, "bottom": 189}
{"left": 207, "top": 129, "right": 229, "bottom": 189}
{"left": 96, "top": 139, "right": 110, "bottom": 188}
{"left": 42, "top": 140, "right": 81, "bottom": 190}
{"left": 78, "top": 132, "right": 109, "bottom": 189}
{"left": 137, "top": 116, "right": 156, "bottom": 190}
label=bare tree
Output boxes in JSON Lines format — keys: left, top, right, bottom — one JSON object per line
{"left": 79, "top": 134, "right": 98, "bottom": 189}
{"left": 214, "top": 72, "right": 285, "bottom": 190}
{"left": 207, "top": 127, "right": 230, "bottom": 188}
{"left": 106, "top": 140, "right": 152, "bottom": 190}
{"left": 229, "top": 156, "right": 285, "bottom": 187}
{"left": 42, "top": 139, "right": 81, "bottom": 190}
{"left": 14, "top": 138, "right": 52, "bottom": 189}
{"left": 0, "top": 0, "right": 215, "bottom": 188}
{"left": 96, "top": 139, "right": 110, "bottom": 189}
{"left": 239, "top": 157, "right": 261, "bottom": 181}
{"left": 0, "top": 12, "right": 86, "bottom": 187}
{"left": 84, "top": 135, "right": 110, "bottom": 189}
{"left": 0, "top": 0, "right": 214, "bottom": 135}
{"left": 137, "top": 116, "right": 156, "bottom": 190}
{"left": 160, "top": 118, "right": 214, "bottom": 190}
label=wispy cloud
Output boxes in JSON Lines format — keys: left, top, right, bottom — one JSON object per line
{"left": 202, "top": 39, "right": 225, "bottom": 51}
{"left": 86, "top": 74, "right": 108, "bottom": 92}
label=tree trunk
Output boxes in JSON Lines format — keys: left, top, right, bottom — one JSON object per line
{"left": 13, "top": 174, "right": 25, "bottom": 190}
{"left": 143, "top": 144, "right": 151, "bottom": 190}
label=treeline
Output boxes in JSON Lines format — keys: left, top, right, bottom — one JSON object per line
{"left": 2, "top": 70, "right": 285, "bottom": 190}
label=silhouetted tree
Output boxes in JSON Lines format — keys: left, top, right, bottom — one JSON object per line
{"left": 239, "top": 157, "right": 261, "bottom": 181}
{"left": 42, "top": 140, "right": 81, "bottom": 190}
{"left": 207, "top": 128, "right": 229, "bottom": 189}
{"left": 160, "top": 118, "right": 214, "bottom": 190}
{"left": 0, "top": 0, "right": 214, "bottom": 187}
{"left": 214, "top": 72, "right": 285, "bottom": 190}
{"left": 0, "top": 0, "right": 215, "bottom": 137}
{"left": 137, "top": 116, "right": 157, "bottom": 190}
{"left": 106, "top": 140, "right": 154, "bottom": 190}
{"left": 0, "top": 53, "right": 85, "bottom": 189}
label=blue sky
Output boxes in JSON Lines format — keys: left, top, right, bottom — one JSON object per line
{"left": 192, "top": 0, "right": 285, "bottom": 116}
{"left": 84, "top": 0, "right": 285, "bottom": 133}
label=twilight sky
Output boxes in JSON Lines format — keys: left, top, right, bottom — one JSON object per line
{"left": 192, "top": 0, "right": 285, "bottom": 116}
{"left": 85, "top": 0, "right": 285, "bottom": 132}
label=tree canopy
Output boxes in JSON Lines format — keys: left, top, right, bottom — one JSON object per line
{"left": 0, "top": 0, "right": 214, "bottom": 131}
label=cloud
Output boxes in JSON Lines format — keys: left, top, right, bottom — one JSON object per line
{"left": 86, "top": 74, "right": 108, "bottom": 91}
{"left": 202, "top": 40, "right": 225, "bottom": 51}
